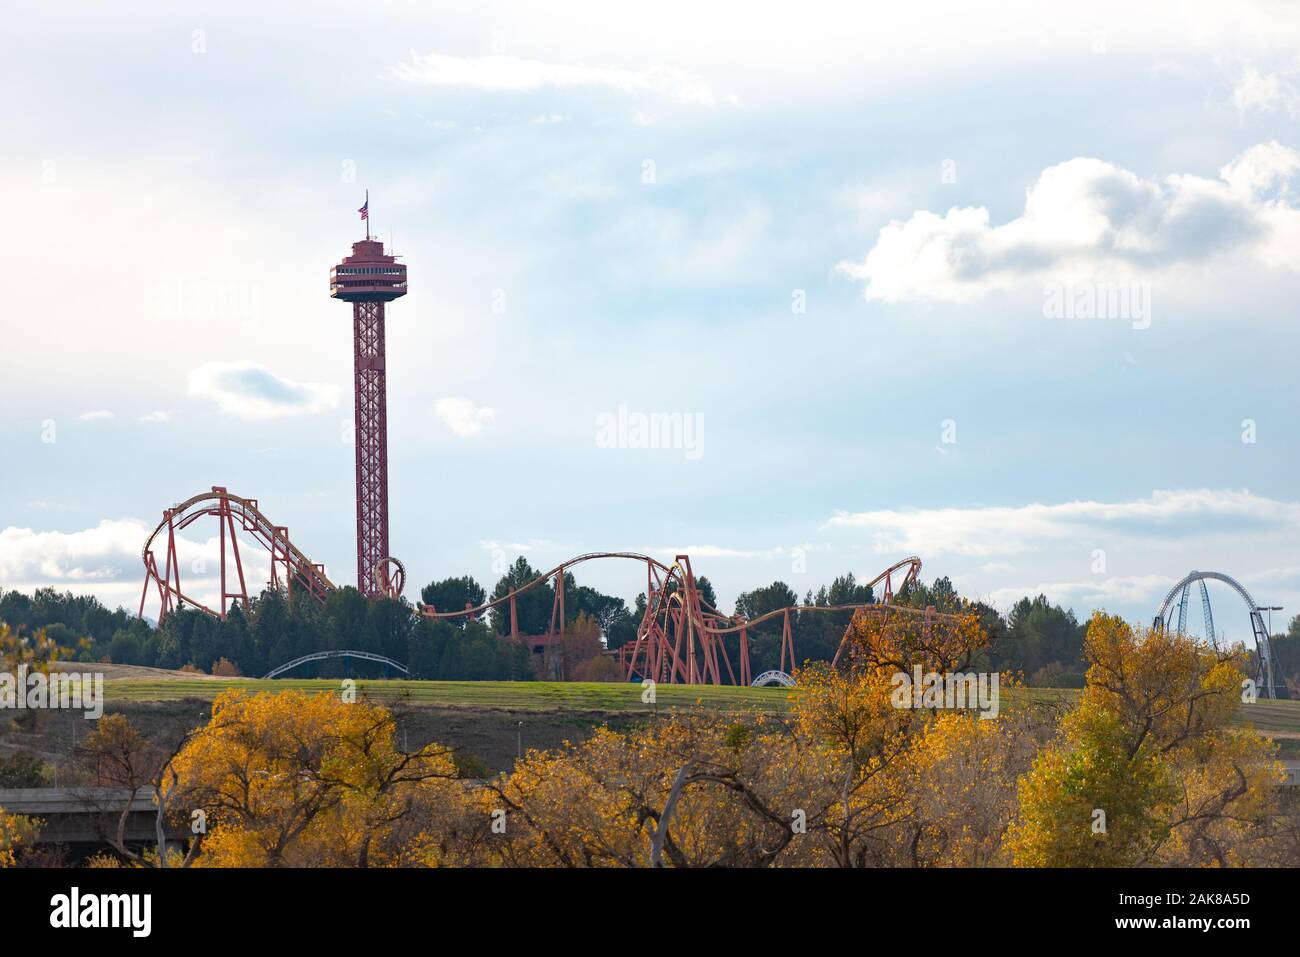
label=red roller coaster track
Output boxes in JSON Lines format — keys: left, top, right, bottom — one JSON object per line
{"left": 139, "top": 487, "right": 334, "bottom": 623}
{"left": 139, "top": 487, "right": 930, "bottom": 685}
{"left": 419, "top": 552, "right": 926, "bottom": 685}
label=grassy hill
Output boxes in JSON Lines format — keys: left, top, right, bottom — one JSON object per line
{"left": 89, "top": 671, "right": 1300, "bottom": 751}
{"left": 100, "top": 676, "right": 791, "bottom": 711}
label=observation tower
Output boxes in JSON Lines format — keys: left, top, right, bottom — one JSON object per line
{"left": 329, "top": 201, "right": 407, "bottom": 598}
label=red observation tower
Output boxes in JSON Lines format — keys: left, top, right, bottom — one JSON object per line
{"left": 330, "top": 210, "right": 407, "bottom": 598}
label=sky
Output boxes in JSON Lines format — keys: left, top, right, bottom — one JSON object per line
{"left": 2, "top": 0, "right": 1299, "bottom": 645}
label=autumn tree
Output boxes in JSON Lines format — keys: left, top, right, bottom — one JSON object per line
{"left": 478, "top": 603, "right": 1033, "bottom": 869}
{"left": 1009, "top": 613, "right": 1283, "bottom": 867}
{"left": 0, "top": 808, "right": 40, "bottom": 867}
{"left": 550, "top": 612, "right": 604, "bottom": 681}
{"left": 0, "top": 624, "right": 73, "bottom": 730}
{"left": 76, "top": 713, "right": 198, "bottom": 867}
{"left": 211, "top": 657, "right": 241, "bottom": 677}
{"left": 485, "top": 713, "right": 804, "bottom": 867}
{"left": 786, "top": 604, "right": 1031, "bottom": 866}
{"left": 171, "top": 689, "right": 463, "bottom": 867}
{"left": 905, "top": 711, "right": 1034, "bottom": 865}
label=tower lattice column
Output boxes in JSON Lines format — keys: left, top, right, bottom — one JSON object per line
{"left": 353, "top": 300, "right": 389, "bottom": 596}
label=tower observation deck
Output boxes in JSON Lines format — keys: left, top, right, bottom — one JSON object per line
{"left": 330, "top": 233, "right": 407, "bottom": 597}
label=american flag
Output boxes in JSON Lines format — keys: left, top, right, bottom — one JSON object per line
{"left": 358, "top": 195, "right": 369, "bottom": 221}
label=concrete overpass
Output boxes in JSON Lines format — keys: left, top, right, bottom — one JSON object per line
{"left": 0, "top": 787, "right": 186, "bottom": 845}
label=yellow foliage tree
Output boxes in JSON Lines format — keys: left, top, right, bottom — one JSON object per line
{"left": 486, "top": 713, "right": 809, "bottom": 867}
{"left": 171, "top": 689, "right": 463, "bottom": 867}
{"left": 0, "top": 624, "right": 72, "bottom": 731}
{"left": 74, "top": 605, "right": 1285, "bottom": 870}
{"left": 481, "top": 604, "right": 1034, "bottom": 868}
{"left": 0, "top": 808, "right": 40, "bottom": 867}
{"left": 906, "top": 711, "right": 1030, "bottom": 866}
{"left": 786, "top": 606, "right": 1030, "bottom": 867}
{"left": 1009, "top": 613, "right": 1283, "bottom": 867}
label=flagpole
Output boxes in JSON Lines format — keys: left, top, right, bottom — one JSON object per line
{"left": 365, "top": 189, "right": 370, "bottom": 241}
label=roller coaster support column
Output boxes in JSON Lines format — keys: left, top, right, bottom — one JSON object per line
{"left": 779, "top": 609, "right": 795, "bottom": 675}
{"left": 215, "top": 487, "right": 249, "bottom": 622}
{"left": 139, "top": 509, "right": 183, "bottom": 623}
{"left": 269, "top": 525, "right": 292, "bottom": 600}
{"left": 547, "top": 564, "right": 568, "bottom": 637}
{"left": 139, "top": 551, "right": 162, "bottom": 621}
{"left": 676, "top": 555, "right": 721, "bottom": 685}
{"left": 739, "top": 623, "right": 751, "bottom": 686}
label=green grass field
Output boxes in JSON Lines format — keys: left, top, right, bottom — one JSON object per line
{"left": 97, "top": 677, "right": 1300, "bottom": 746}
{"left": 101, "top": 677, "right": 792, "bottom": 711}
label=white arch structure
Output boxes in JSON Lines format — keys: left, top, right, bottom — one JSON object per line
{"left": 1153, "top": 571, "right": 1278, "bottom": 699}
{"left": 750, "top": 670, "right": 795, "bottom": 687}
{"left": 263, "top": 649, "right": 411, "bottom": 679}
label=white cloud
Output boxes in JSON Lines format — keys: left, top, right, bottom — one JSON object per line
{"left": 435, "top": 397, "right": 497, "bottom": 437}
{"left": 0, "top": 519, "right": 152, "bottom": 584}
{"left": 187, "top": 361, "right": 339, "bottom": 420}
{"left": 78, "top": 410, "right": 114, "bottom": 421}
{"left": 139, "top": 410, "right": 171, "bottom": 423}
{"left": 825, "top": 489, "right": 1300, "bottom": 558}
{"left": 0, "top": 518, "right": 275, "bottom": 614}
{"left": 1232, "top": 64, "right": 1300, "bottom": 117}
{"left": 984, "top": 574, "right": 1179, "bottom": 612}
{"left": 1219, "top": 141, "right": 1300, "bottom": 199}
{"left": 838, "top": 143, "right": 1300, "bottom": 302}
{"left": 388, "top": 53, "right": 719, "bottom": 106}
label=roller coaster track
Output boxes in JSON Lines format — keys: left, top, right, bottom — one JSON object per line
{"left": 420, "top": 554, "right": 930, "bottom": 686}
{"left": 138, "top": 491, "right": 939, "bottom": 687}
{"left": 139, "top": 486, "right": 336, "bottom": 623}
{"left": 1153, "top": 570, "right": 1279, "bottom": 699}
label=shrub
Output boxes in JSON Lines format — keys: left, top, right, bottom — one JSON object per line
{"left": 211, "top": 657, "right": 241, "bottom": 677}
{"left": 0, "top": 751, "right": 47, "bottom": 789}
